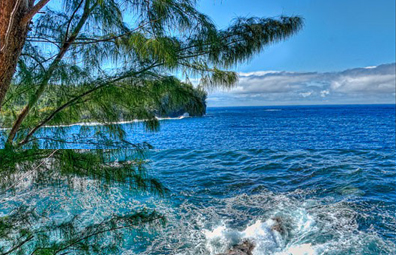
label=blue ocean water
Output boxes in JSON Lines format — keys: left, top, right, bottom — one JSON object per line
{"left": 130, "top": 105, "right": 396, "bottom": 254}
{"left": 3, "top": 105, "right": 396, "bottom": 254}
{"left": 133, "top": 105, "right": 395, "bottom": 149}
{"left": 144, "top": 149, "right": 396, "bottom": 254}
{"left": 44, "top": 104, "right": 395, "bottom": 149}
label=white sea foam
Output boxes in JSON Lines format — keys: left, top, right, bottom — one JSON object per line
{"left": 264, "top": 109, "right": 282, "bottom": 112}
{"left": 4, "top": 177, "right": 395, "bottom": 255}
{"left": 48, "top": 115, "right": 191, "bottom": 128}
{"left": 0, "top": 115, "right": 190, "bottom": 131}
{"left": 145, "top": 190, "right": 396, "bottom": 255}
{"left": 278, "top": 243, "right": 316, "bottom": 255}
{"left": 203, "top": 206, "right": 317, "bottom": 255}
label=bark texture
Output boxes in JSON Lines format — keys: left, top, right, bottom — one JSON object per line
{"left": 0, "top": 0, "right": 30, "bottom": 112}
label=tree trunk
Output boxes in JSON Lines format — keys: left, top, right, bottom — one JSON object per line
{"left": 0, "top": 0, "right": 30, "bottom": 113}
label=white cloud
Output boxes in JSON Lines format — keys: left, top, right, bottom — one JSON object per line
{"left": 207, "top": 63, "right": 396, "bottom": 106}
{"left": 300, "top": 91, "right": 313, "bottom": 97}
{"left": 330, "top": 74, "right": 395, "bottom": 93}
{"left": 239, "top": 71, "right": 283, "bottom": 77}
{"left": 320, "top": 90, "right": 330, "bottom": 97}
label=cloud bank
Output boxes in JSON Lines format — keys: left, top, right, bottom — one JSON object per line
{"left": 208, "top": 63, "right": 396, "bottom": 106}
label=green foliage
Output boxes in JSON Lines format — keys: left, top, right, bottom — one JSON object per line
{"left": 1, "top": 0, "right": 302, "bottom": 148}
{"left": 1, "top": 77, "right": 207, "bottom": 147}
{"left": 0, "top": 149, "right": 167, "bottom": 254}
{"left": 0, "top": 204, "right": 165, "bottom": 255}
{"left": 0, "top": 0, "right": 303, "bottom": 253}
{"left": 0, "top": 148, "right": 167, "bottom": 192}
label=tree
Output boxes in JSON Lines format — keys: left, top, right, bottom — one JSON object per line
{"left": 0, "top": 0, "right": 303, "bottom": 253}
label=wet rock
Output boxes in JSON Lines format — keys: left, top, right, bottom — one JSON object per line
{"left": 271, "top": 216, "right": 285, "bottom": 235}
{"left": 216, "top": 240, "right": 255, "bottom": 255}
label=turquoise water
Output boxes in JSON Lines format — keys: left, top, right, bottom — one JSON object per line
{"left": 132, "top": 105, "right": 396, "bottom": 254}
{"left": 2, "top": 105, "right": 396, "bottom": 254}
{"left": 143, "top": 149, "right": 396, "bottom": 254}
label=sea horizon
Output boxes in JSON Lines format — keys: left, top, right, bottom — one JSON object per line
{"left": 0, "top": 0, "right": 394, "bottom": 254}
{"left": 207, "top": 103, "right": 396, "bottom": 108}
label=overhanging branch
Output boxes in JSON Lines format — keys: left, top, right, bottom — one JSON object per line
{"left": 21, "top": 0, "right": 52, "bottom": 25}
{"left": 19, "top": 63, "right": 160, "bottom": 146}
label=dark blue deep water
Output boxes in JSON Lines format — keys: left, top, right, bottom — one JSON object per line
{"left": 3, "top": 105, "right": 396, "bottom": 254}
{"left": 136, "top": 105, "right": 396, "bottom": 254}
{"left": 40, "top": 104, "right": 395, "bottom": 149}
{"left": 130, "top": 105, "right": 396, "bottom": 149}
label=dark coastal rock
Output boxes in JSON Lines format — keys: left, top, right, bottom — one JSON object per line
{"left": 271, "top": 216, "right": 285, "bottom": 235}
{"left": 215, "top": 217, "right": 288, "bottom": 255}
{"left": 157, "top": 87, "right": 207, "bottom": 117}
{"left": 161, "top": 109, "right": 192, "bottom": 118}
{"left": 216, "top": 240, "right": 255, "bottom": 255}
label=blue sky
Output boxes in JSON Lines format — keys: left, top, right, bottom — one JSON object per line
{"left": 198, "top": 0, "right": 395, "bottom": 73}
{"left": 197, "top": 0, "right": 395, "bottom": 106}
{"left": 47, "top": 0, "right": 395, "bottom": 106}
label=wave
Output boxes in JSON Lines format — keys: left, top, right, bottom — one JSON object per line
{"left": 42, "top": 116, "right": 191, "bottom": 128}
{"left": 143, "top": 189, "right": 396, "bottom": 255}
{"left": 3, "top": 149, "right": 395, "bottom": 255}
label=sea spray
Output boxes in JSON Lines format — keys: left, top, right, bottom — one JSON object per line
{"left": 140, "top": 187, "right": 396, "bottom": 254}
{"left": 203, "top": 207, "right": 317, "bottom": 255}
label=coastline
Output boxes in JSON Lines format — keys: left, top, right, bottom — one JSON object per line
{"left": 0, "top": 115, "right": 191, "bottom": 131}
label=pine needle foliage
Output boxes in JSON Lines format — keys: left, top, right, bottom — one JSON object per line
{"left": 1, "top": 0, "right": 303, "bottom": 147}
{"left": 0, "top": 204, "right": 166, "bottom": 255}
{"left": 0, "top": 148, "right": 167, "bottom": 254}
{"left": 0, "top": 0, "right": 303, "bottom": 253}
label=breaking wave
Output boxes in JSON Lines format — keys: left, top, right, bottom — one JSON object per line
{"left": 142, "top": 190, "right": 396, "bottom": 255}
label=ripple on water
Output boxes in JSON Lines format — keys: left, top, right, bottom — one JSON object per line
{"left": 143, "top": 149, "right": 396, "bottom": 254}
{"left": 143, "top": 190, "right": 396, "bottom": 255}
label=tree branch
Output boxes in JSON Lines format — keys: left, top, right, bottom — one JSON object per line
{"left": 68, "top": 18, "right": 160, "bottom": 46}
{"left": 8, "top": 0, "right": 96, "bottom": 145}
{"left": 53, "top": 214, "right": 164, "bottom": 255}
{"left": 0, "top": 235, "right": 34, "bottom": 255}
{"left": 64, "top": 0, "right": 84, "bottom": 42}
{"left": 21, "top": 0, "right": 52, "bottom": 25}
{"left": 18, "top": 63, "right": 161, "bottom": 146}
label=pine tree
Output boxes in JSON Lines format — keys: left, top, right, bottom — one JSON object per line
{"left": 0, "top": 0, "right": 303, "bottom": 253}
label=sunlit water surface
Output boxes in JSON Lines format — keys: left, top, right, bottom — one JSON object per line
{"left": 2, "top": 105, "right": 396, "bottom": 254}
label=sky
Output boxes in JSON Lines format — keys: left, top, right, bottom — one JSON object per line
{"left": 197, "top": 0, "right": 396, "bottom": 106}
{"left": 47, "top": 0, "right": 395, "bottom": 106}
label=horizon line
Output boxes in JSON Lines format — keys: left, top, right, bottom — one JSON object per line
{"left": 207, "top": 103, "right": 396, "bottom": 108}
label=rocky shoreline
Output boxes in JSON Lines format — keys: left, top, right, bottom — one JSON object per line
{"left": 216, "top": 217, "right": 285, "bottom": 255}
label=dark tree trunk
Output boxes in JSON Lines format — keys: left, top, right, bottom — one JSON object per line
{"left": 0, "top": 0, "right": 30, "bottom": 112}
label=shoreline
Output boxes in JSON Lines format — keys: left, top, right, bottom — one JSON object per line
{"left": 53, "top": 115, "right": 191, "bottom": 128}
{"left": 0, "top": 115, "right": 192, "bottom": 131}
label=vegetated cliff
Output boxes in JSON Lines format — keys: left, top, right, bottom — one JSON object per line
{"left": 156, "top": 86, "right": 207, "bottom": 118}
{"left": 0, "top": 82, "right": 207, "bottom": 127}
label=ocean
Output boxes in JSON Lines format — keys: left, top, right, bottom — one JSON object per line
{"left": 135, "top": 105, "right": 396, "bottom": 254}
{"left": 4, "top": 104, "right": 396, "bottom": 254}
{"left": 48, "top": 104, "right": 395, "bottom": 150}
